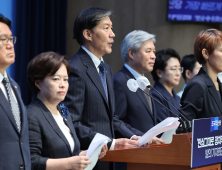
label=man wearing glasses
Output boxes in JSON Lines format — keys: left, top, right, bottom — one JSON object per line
{"left": 0, "top": 14, "right": 31, "bottom": 170}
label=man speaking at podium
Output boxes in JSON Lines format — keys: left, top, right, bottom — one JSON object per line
{"left": 64, "top": 8, "right": 146, "bottom": 170}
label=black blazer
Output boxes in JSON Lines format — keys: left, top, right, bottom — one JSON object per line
{"left": 113, "top": 66, "right": 156, "bottom": 133}
{"left": 27, "top": 97, "right": 80, "bottom": 170}
{"left": 64, "top": 48, "right": 136, "bottom": 170}
{"left": 180, "top": 68, "right": 222, "bottom": 120}
{"left": 0, "top": 75, "right": 31, "bottom": 170}
{"left": 151, "top": 81, "right": 181, "bottom": 123}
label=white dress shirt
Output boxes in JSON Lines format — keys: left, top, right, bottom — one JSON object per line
{"left": 81, "top": 46, "right": 104, "bottom": 73}
{"left": 124, "top": 63, "right": 144, "bottom": 79}
{"left": 0, "top": 72, "right": 18, "bottom": 103}
{"left": 81, "top": 46, "right": 118, "bottom": 149}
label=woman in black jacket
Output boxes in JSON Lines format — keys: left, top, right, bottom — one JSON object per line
{"left": 180, "top": 29, "right": 222, "bottom": 120}
{"left": 27, "top": 52, "right": 107, "bottom": 170}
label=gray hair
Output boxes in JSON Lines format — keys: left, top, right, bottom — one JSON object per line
{"left": 121, "top": 30, "right": 156, "bottom": 63}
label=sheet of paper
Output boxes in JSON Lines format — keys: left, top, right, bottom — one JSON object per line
{"left": 138, "top": 117, "right": 179, "bottom": 147}
{"left": 160, "top": 128, "right": 176, "bottom": 143}
{"left": 85, "top": 133, "right": 111, "bottom": 170}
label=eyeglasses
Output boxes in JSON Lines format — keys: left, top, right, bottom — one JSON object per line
{"left": 0, "top": 36, "right": 17, "bottom": 45}
{"left": 165, "top": 67, "right": 183, "bottom": 74}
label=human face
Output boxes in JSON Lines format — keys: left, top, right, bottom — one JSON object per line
{"left": 131, "top": 40, "right": 156, "bottom": 75}
{"left": 37, "top": 64, "right": 69, "bottom": 105}
{"left": 190, "top": 62, "right": 201, "bottom": 79}
{"left": 160, "top": 57, "right": 181, "bottom": 88}
{"left": 207, "top": 43, "right": 222, "bottom": 73}
{"left": 90, "top": 16, "right": 115, "bottom": 58}
{"left": 0, "top": 22, "right": 15, "bottom": 74}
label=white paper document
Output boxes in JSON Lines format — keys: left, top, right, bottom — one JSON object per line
{"left": 160, "top": 128, "right": 176, "bottom": 143}
{"left": 138, "top": 117, "right": 180, "bottom": 147}
{"left": 85, "top": 133, "right": 111, "bottom": 170}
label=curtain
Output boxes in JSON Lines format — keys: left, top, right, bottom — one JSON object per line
{"left": 13, "top": 0, "right": 67, "bottom": 105}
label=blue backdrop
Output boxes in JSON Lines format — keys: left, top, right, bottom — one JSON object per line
{"left": 1, "top": 0, "right": 67, "bottom": 105}
{"left": 0, "top": 0, "right": 16, "bottom": 77}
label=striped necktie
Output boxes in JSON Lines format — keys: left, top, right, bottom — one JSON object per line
{"left": 98, "top": 61, "right": 108, "bottom": 102}
{"left": 2, "top": 77, "right": 21, "bottom": 132}
{"left": 144, "top": 87, "right": 153, "bottom": 114}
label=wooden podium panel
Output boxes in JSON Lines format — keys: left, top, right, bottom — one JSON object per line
{"left": 100, "top": 133, "right": 221, "bottom": 170}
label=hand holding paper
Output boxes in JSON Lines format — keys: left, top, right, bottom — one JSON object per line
{"left": 67, "top": 155, "right": 91, "bottom": 170}
{"left": 99, "top": 145, "right": 108, "bottom": 159}
{"left": 138, "top": 117, "right": 180, "bottom": 147}
{"left": 131, "top": 135, "right": 165, "bottom": 147}
{"left": 148, "top": 136, "right": 165, "bottom": 145}
{"left": 85, "top": 133, "right": 111, "bottom": 170}
{"left": 114, "top": 138, "right": 139, "bottom": 150}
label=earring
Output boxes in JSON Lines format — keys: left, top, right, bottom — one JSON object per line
{"left": 159, "top": 75, "right": 162, "bottom": 78}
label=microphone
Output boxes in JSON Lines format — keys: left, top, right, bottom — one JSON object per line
{"left": 137, "top": 77, "right": 188, "bottom": 121}
{"left": 128, "top": 78, "right": 191, "bottom": 134}
{"left": 136, "top": 77, "right": 192, "bottom": 133}
{"left": 127, "top": 79, "right": 139, "bottom": 92}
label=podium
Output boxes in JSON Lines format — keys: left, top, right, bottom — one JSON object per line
{"left": 100, "top": 133, "right": 221, "bottom": 170}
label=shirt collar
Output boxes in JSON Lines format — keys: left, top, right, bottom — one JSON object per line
{"left": 124, "top": 63, "right": 143, "bottom": 80}
{"left": 81, "top": 46, "right": 104, "bottom": 68}
{"left": 182, "top": 83, "right": 187, "bottom": 91}
{"left": 0, "top": 71, "right": 8, "bottom": 83}
{"left": 154, "top": 81, "right": 178, "bottom": 100}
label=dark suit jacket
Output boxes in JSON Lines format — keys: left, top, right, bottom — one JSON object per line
{"left": 27, "top": 97, "right": 80, "bottom": 170}
{"left": 64, "top": 48, "right": 139, "bottom": 170}
{"left": 113, "top": 66, "right": 156, "bottom": 133}
{"left": 180, "top": 68, "right": 222, "bottom": 120}
{"left": 151, "top": 81, "right": 181, "bottom": 123}
{"left": 0, "top": 75, "right": 31, "bottom": 170}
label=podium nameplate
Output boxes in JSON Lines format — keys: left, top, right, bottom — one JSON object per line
{"left": 191, "top": 117, "right": 222, "bottom": 168}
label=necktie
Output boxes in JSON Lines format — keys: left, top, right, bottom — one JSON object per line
{"left": 2, "top": 78, "right": 21, "bottom": 132}
{"left": 98, "top": 61, "right": 108, "bottom": 101}
{"left": 144, "top": 87, "right": 153, "bottom": 114}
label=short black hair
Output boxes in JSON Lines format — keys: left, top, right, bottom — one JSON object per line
{"left": 151, "top": 48, "right": 180, "bottom": 81}
{"left": 181, "top": 54, "right": 197, "bottom": 81}
{"left": 0, "top": 14, "right": 11, "bottom": 28}
{"left": 27, "top": 52, "right": 70, "bottom": 96}
{"left": 73, "top": 7, "right": 112, "bottom": 45}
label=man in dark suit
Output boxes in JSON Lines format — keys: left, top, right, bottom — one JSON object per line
{"left": 114, "top": 30, "right": 157, "bottom": 133}
{"left": 0, "top": 14, "right": 31, "bottom": 170}
{"left": 64, "top": 8, "right": 144, "bottom": 170}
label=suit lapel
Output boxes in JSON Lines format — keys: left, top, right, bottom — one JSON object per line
{"left": 200, "top": 68, "right": 222, "bottom": 115}
{"left": 0, "top": 88, "right": 19, "bottom": 133}
{"left": 208, "top": 86, "right": 222, "bottom": 115}
{"left": 37, "top": 100, "right": 73, "bottom": 155}
{"left": 79, "top": 49, "right": 109, "bottom": 107}
{"left": 122, "top": 66, "right": 154, "bottom": 120}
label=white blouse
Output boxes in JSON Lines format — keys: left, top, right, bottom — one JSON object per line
{"left": 51, "top": 113, "right": 75, "bottom": 152}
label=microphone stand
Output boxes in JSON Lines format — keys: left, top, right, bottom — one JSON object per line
{"left": 138, "top": 87, "right": 191, "bottom": 134}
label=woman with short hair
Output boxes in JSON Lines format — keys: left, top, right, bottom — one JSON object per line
{"left": 151, "top": 48, "right": 182, "bottom": 123}
{"left": 180, "top": 29, "right": 222, "bottom": 120}
{"left": 27, "top": 52, "right": 107, "bottom": 170}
